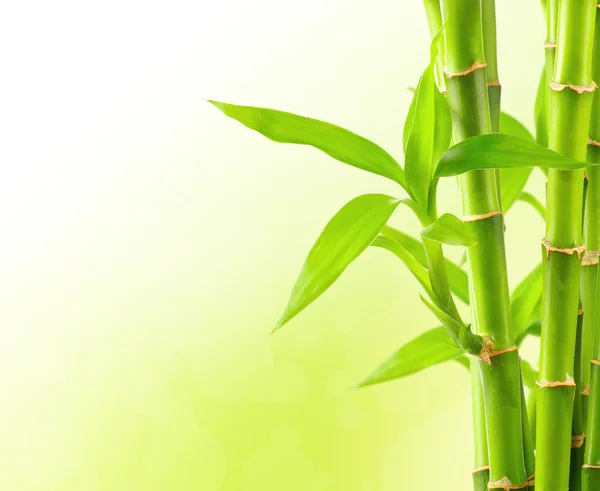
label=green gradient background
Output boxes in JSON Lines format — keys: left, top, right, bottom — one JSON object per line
{"left": 1, "top": 1, "right": 545, "bottom": 489}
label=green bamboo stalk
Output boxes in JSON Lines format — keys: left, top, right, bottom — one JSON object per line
{"left": 537, "top": 2, "right": 597, "bottom": 490}
{"left": 471, "top": 359, "right": 490, "bottom": 491}
{"left": 521, "top": 378, "right": 536, "bottom": 490}
{"left": 582, "top": 5, "right": 600, "bottom": 488}
{"left": 571, "top": 304, "right": 586, "bottom": 491}
{"left": 441, "top": 1, "right": 527, "bottom": 489}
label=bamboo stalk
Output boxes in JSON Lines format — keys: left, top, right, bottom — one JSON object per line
{"left": 582, "top": 5, "right": 600, "bottom": 489}
{"left": 441, "top": 1, "right": 527, "bottom": 488}
{"left": 571, "top": 304, "right": 586, "bottom": 491}
{"left": 471, "top": 359, "right": 490, "bottom": 491}
{"left": 536, "top": 2, "right": 597, "bottom": 490}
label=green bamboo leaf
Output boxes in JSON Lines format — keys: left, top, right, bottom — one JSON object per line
{"left": 517, "top": 319, "right": 542, "bottom": 347}
{"left": 518, "top": 191, "right": 546, "bottom": 219}
{"left": 498, "top": 112, "right": 534, "bottom": 212}
{"left": 357, "top": 327, "right": 462, "bottom": 388}
{"left": 381, "top": 226, "right": 469, "bottom": 305}
{"left": 435, "top": 134, "right": 588, "bottom": 178}
{"left": 372, "top": 234, "right": 434, "bottom": 299}
{"left": 421, "top": 213, "right": 477, "bottom": 246}
{"left": 402, "top": 89, "right": 418, "bottom": 153}
{"left": 535, "top": 67, "right": 548, "bottom": 148}
{"left": 454, "top": 356, "right": 470, "bottom": 370}
{"left": 500, "top": 112, "right": 535, "bottom": 142}
{"left": 209, "top": 101, "right": 407, "bottom": 189}
{"left": 404, "top": 26, "right": 452, "bottom": 207}
{"left": 420, "top": 296, "right": 483, "bottom": 355}
{"left": 511, "top": 264, "right": 543, "bottom": 342}
{"left": 521, "top": 359, "right": 538, "bottom": 390}
{"left": 275, "top": 194, "right": 400, "bottom": 331}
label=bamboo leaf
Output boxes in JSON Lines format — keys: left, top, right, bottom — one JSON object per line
{"left": 275, "top": 194, "right": 400, "bottom": 331}
{"left": 357, "top": 327, "right": 462, "bottom": 388}
{"left": 381, "top": 226, "right": 469, "bottom": 304}
{"left": 498, "top": 112, "right": 535, "bottom": 212}
{"left": 521, "top": 359, "right": 538, "bottom": 389}
{"left": 535, "top": 67, "right": 548, "bottom": 148}
{"left": 420, "top": 296, "right": 483, "bottom": 355}
{"left": 511, "top": 264, "right": 543, "bottom": 341}
{"left": 372, "top": 234, "right": 434, "bottom": 299}
{"left": 516, "top": 319, "right": 542, "bottom": 347}
{"left": 454, "top": 356, "right": 470, "bottom": 370}
{"left": 404, "top": 27, "right": 452, "bottom": 207}
{"left": 421, "top": 213, "right": 477, "bottom": 246}
{"left": 209, "top": 101, "right": 407, "bottom": 189}
{"left": 518, "top": 191, "right": 546, "bottom": 219}
{"left": 435, "top": 134, "right": 588, "bottom": 178}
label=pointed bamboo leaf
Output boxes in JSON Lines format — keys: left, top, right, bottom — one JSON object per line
{"left": 421, "top": 213, "right": 477, "bottom": 246}
{"left": 454, "top": 356, "right": 470, "bottom": 370}
{"left": 516, "top": 318, "right": 542, "bottom": 347}
{"left": 521, "top": 359, "right": 538, "bottom": 389}
{"left": 404, "top": 26, "right": 452, "bottom": 207}
{"left": 357, "top": 327, "right": 462, "bottom": 388}
{"left": 535, "top": 67, "right": 548, "bottom": 148}
{"left": 402, "top": 89, "right": 418, "bottom": 153}
{"left": 498, "top": 112, "right": 535, "bottom": 212}
{"left": 381, "top": 226, "right": 469, "bottom": 305}
{"left": 275, "top": 194, "right": 400, "bottom": 331}
{"left": 518, "top": 192, "right": 546, "bottom": 219}
{"left": 372, "top": 234, "right": 434, "bottom": 299}
{"left": 511, "top": 264, "right": 543, "bottom": 341}
{"left": 210, "top": 101, "right": 406, "bottom": 189}
{"left": 420, "top": 296, "right": 483, "bottom": 355}
{"left": 435, "top": 134, "right": 588, "bottom": 178}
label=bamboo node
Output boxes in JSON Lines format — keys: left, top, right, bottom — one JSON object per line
{"left": 578, "top": 308, "right": 585, "bottom": 316}
{"left": 536, "top": 374, "right": 576, "bottom": 388}
{"left": 582, "top": 384, "right": 590, "bottom": 396}
{"left": 544, "top": 41, "right": 556, "bottom": 49}
{"left": 583, "top": 250, "right": 600, "bottom": 266}
{"left": 476, "top": 337, "right": 518, "bottom": 366}
{"left": 541, "top": 239, "right": 586, "bottom": 260}
{"left": 592, "top": 359, "right": 600, "bottom": 366}
{"left": 572, "top": 433, "right": 586, "bottom": 448}
{"left": 444, "top": 61, "right": 487, "bottom": 79}
{"left": 588, "top": 136, "right": 600, "bottom": 148}
{"left": 488, "top": 80, "right": 501, "bottom": 87}
{"left": 487, "top": 476, "right": 529, "bottom": 490}
{"left": 526, "top": 473, "right": 535, "bottom": 486}
{"left": 549, "top": 81, "right": 598, "bottom": 95}
{"left": 473, "top": 465, "right": 490, "bottom": 475}
{"left": 582, "top": 464, "right": 600, "bottom": 469}
{"left": 463, "top": 210, "right": 503, "bottom": 223}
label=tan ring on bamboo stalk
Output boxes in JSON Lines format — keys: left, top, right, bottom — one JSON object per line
{"left": 583, "top": 250, "right": 600, "bottom": 267}
{"left": 588, "top": 136, "right": 600, "bottom": 148}
{"left": 476, "top": 337, "right": 518, "bottom": 366}
{"left": 582, "top": 384, "right": 590, "bottom": 396}
{"left": 582, "top": 464, "right": 600, "bottom": 469}
{"left": 592, "top": 359, "right": 600, "bottom": 366}
{"left": 549, "top": 81, "right": 598, "bottom": 95}
{"left": 488, "top": 80, "right": 501, "bottom": 87}
{"left": 472, "top": 465, "right": 490, "bottom": 475}
{"left": 541, "top": 238, "right": 586, "bottom": 260}
{"left": 443, "top": 61, "right": 487, "bottom": 78}
{"left": 487, "top": 476, "right": 530, "bottom": 490}
{"left": 536, "top": 374, "right": 576, "bottom": 388}
{"left": 572, "top": 433, "right": 586, "bottom": 448}
{"left": 544, "top": 41, "right": 556, "bottom": 49}
{"left": 578, "top": 308, "right": 585, "bottom": 316}
{"left": 526, "top": 473, "right": 535, "bottom": 486}
{"left": 463, "top": 210, "right": 503, "bottom": 223}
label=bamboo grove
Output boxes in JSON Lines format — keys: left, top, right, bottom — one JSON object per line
{"left": 211, "top": 1, "right": 600, "bottom": 490}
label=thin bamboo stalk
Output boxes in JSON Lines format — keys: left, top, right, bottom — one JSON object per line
{"left": 536, "top": 2, "right": 597, "bottom": 490}
{"left": 582, "top": 5, "right": 600, "bottom": 489}
{"left": 571, "top": 305, "right": 586, "bottom": 491}
{"left": 441, "top": 1, "right": 527, "bottom": 488}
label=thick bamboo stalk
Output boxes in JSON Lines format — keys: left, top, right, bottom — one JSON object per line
{"left": 537, "top": 2, "right": 597, "bottom": 491}
{"left": 441, "top": 1, "right": 527, "bottom": 488}
{"left": 582, "top": 5, "right": 600, "bottom": 489}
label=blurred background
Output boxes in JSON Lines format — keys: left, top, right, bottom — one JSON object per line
{"left": 0, "top": 1, "right": 546, "bottom": 489}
